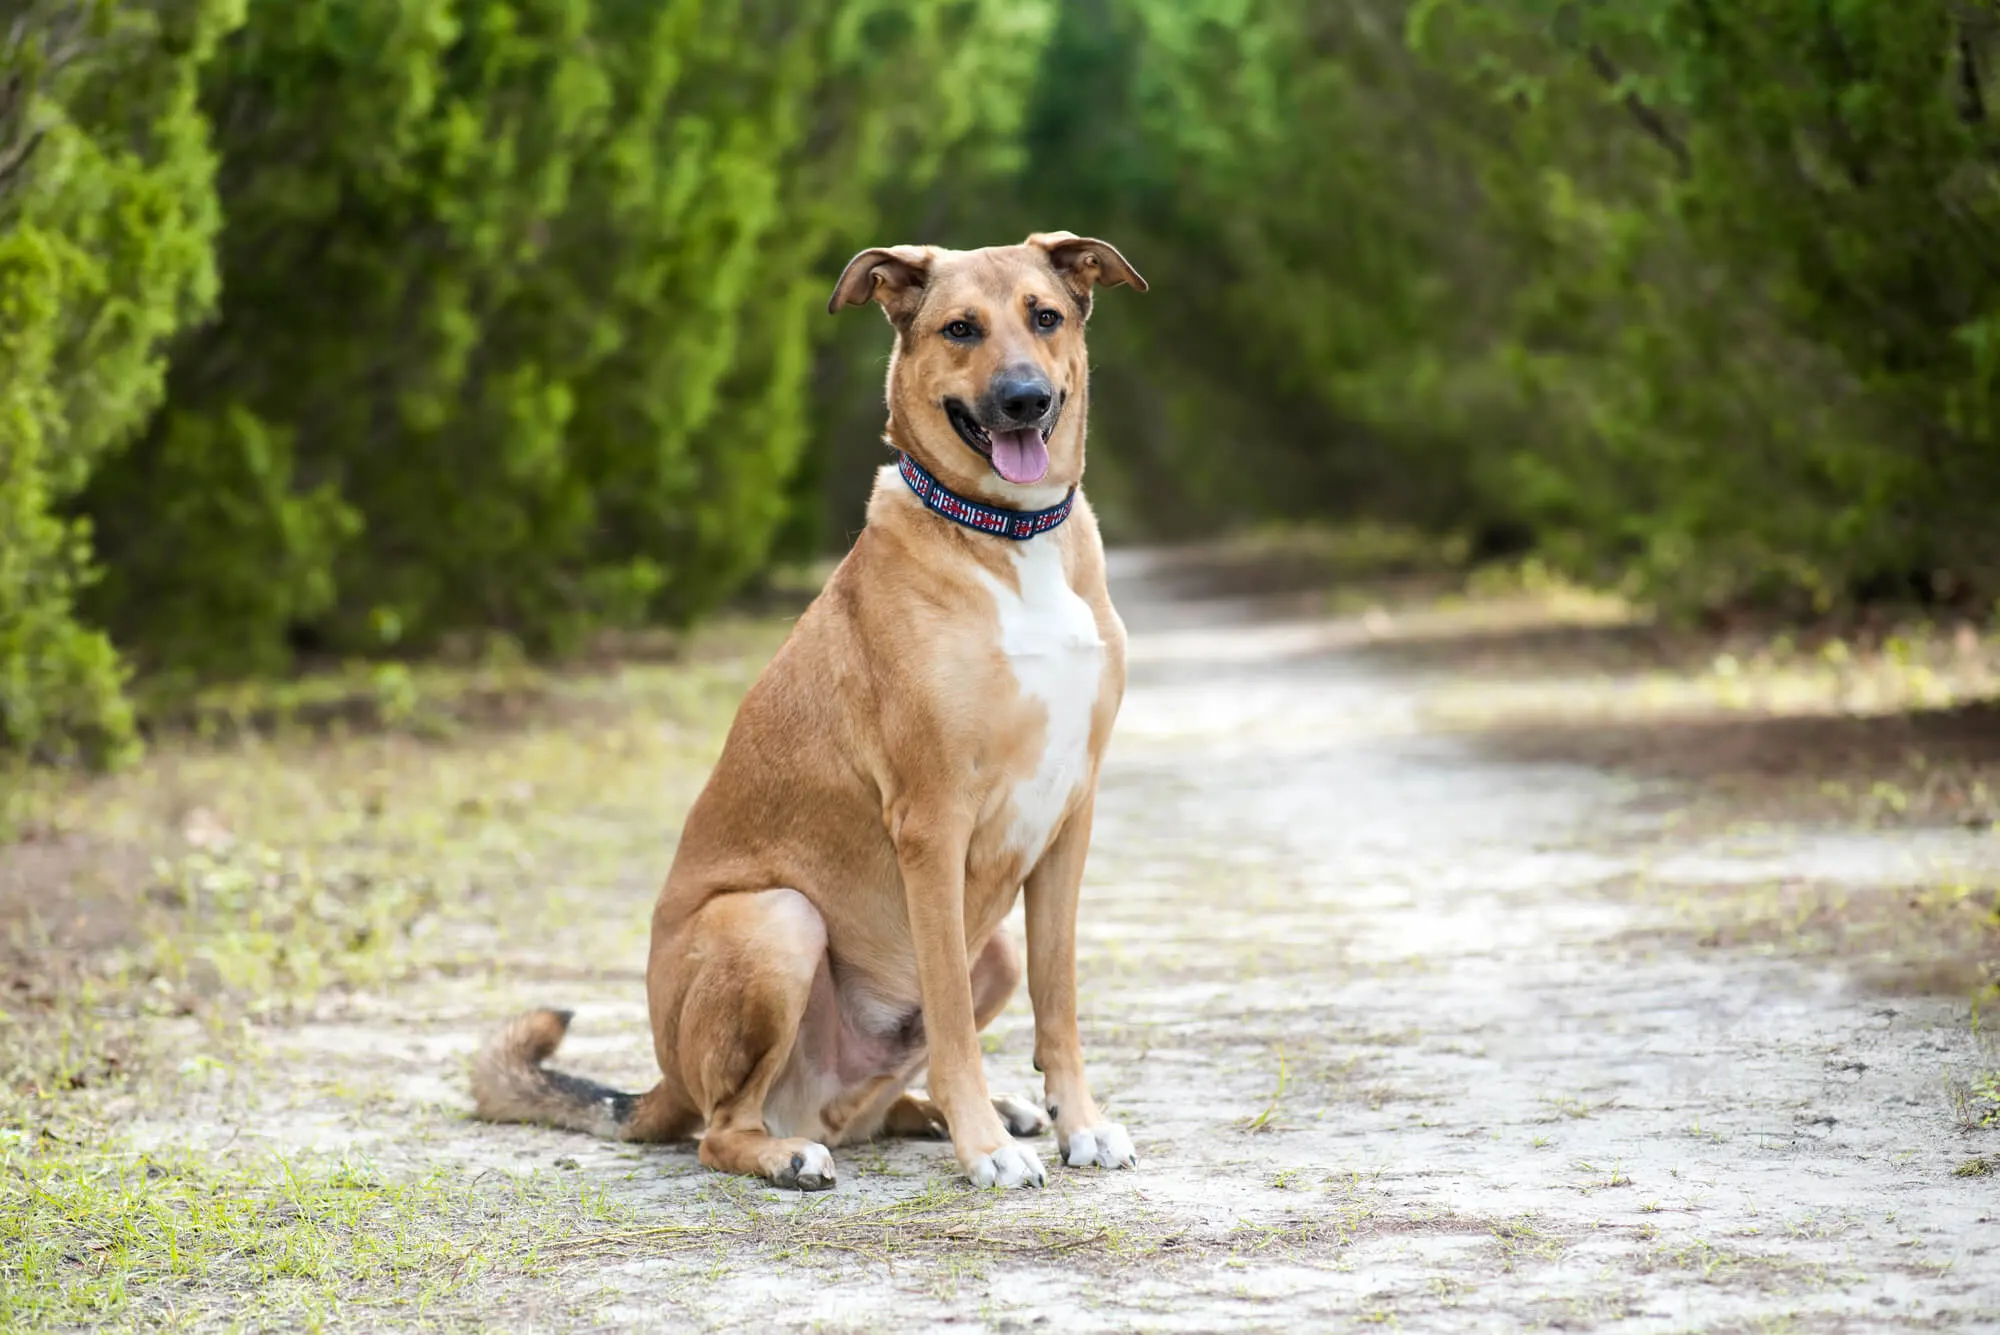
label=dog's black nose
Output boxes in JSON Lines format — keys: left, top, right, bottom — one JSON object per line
{"left": 992, "top": 371, "right": 1053, "bottom": 425}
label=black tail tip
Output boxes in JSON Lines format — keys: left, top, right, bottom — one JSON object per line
{"left": 549, "top": 1008, "right": 576, "bottom": 1027}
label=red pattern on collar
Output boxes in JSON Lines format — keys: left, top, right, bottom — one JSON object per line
{"left": 897, "top": 452, "right": 1076, "bottom": 541}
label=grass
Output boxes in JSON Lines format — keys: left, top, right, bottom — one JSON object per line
{"left": 1239, "top": 1043, "right": 1288, "bottom": 1133}
{"left": 540, "top": 1176, "right": 1151, "bottom": 1269}
{"left": 1637, "top": 1238, "right": 1838, "bottom": 1292}
{"left": 1571, "top": 1160, "right": 1633, "bottom": 1191}
{"left": 1617, "top": 871, "right": 2000, "bottom": 999}
{"left": 1489, "top": 1215, "right": 1568, "bottom": 1271}
{"left": 1538, "top": 1095, "right": 1605, "bottom": 1122}
{"left": 1, "top": 1135, "right": 627, "bottom": 1331}
{"left": 1945, "top": 1070, "right": 2000, "bottom": 1132}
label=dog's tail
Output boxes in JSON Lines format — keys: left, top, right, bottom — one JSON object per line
{"left": 470, "top": 1008, "right": 685, "bottom": 1142}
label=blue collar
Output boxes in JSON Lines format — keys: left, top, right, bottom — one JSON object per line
{"left": 896, "top": 452, "right": 1076, "bottom": 541}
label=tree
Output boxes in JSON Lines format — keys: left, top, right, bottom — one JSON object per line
{"left": 0, "top": 0, "right": 241, "bottom": 765}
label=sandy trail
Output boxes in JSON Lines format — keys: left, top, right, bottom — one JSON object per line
{"left": 129, "top": 548, "right": 1999, "bottom": 1332}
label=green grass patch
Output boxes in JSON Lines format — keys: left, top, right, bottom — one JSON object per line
{"left": 3, "top": 623, "right": 786, "bottom": 1164}
{"left": 1, "top": 1133, "right": 628, "bottom": 1331}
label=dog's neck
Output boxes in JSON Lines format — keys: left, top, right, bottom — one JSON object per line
{"left": 894, "top": 452, "right": 1076, "bottom": 541}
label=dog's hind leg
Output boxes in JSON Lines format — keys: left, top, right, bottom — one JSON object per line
{"left": 672, "top": 888, "right": 839, "bottom": 1191}
{"left": 881, "top": 1092, "right": 950, "bottom": 1137}
{"left": 882, "top": 1090, "right": 1049, "bottom": 1139}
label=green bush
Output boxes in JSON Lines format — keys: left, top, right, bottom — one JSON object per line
{"left": 1410, "top": 0, "right": 2000, "bottom": 610}
{"left": 0, "top": 0, "right": 241, "bottom": 766}
{"left": 1011, "top": 0, "right": 2000, "bottom": 614}
{"left": 72, "top": 0, "right": 1054, "bottom": 681}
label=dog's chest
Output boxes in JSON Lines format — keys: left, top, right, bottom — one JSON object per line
{"left": 976, "top": 538, "right": 1105, "bottom": 865}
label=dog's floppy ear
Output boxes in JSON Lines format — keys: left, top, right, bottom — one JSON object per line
{"left": 827, "top": 245, "right": 933, "bottom": 317}
{"left": 1027, "top": 232, "right": 1147, "bottom": 316}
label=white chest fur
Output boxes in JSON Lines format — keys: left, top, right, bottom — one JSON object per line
{"left": 976, "top": 536, "right": 1105, "bottom": 866}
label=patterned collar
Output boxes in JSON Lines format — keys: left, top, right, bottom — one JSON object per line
{"left": 896, "top": 452, "right": 1076, "bottom": 541}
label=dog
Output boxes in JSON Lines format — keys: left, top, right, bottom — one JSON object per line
{"left": 471, "top": 232, "right": 1146, "bottom": 1190}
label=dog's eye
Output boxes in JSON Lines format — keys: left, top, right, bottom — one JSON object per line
{"left": 1035, "top": 308, "right": 1062, "bottom": 332}
{"left": 943, "top": 320, "right": 979, "bottom": 341}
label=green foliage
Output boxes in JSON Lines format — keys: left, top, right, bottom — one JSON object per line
{"left": 1406, "top": 0, "right": 2000, "bottom": 608}
{"left": 78, "top": 0, "right": 1052, "bottom": 680}
{"left": 1007, "top": 0, "right": 2000, "bottom": 614}
{"left": 0, "top": 0, "right": 241, "bottom": 765}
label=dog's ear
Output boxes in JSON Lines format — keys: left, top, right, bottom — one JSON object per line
{"left": 827, "top": 245, "right": 934, "bottom": 318}
{"left": 1027, "top": 232, "right": 1147, "bottom": 316}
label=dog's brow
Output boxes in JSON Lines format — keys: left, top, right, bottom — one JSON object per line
{"left": 965, "top": 256, "right": 1025, "bottom": 303}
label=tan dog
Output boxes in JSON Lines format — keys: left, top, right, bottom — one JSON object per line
{"left": 471, "top": 232, "right": 1146, "bottom": 1190}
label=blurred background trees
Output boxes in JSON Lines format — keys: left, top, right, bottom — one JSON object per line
{"left": 6, "top": 0, "right": 2000, "bottom": 764}
{"left": 973, "top": 0, "right": 2000, "bottom": 618}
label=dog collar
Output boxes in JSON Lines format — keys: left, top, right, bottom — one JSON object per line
{"left": 896, "top": 452, "right": 1075, "bottom": 541}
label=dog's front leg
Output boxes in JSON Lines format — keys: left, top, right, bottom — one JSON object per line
{"left": 897, "top": 811, "right": 1047, "bottom": 1188}
{"left": 1025, "top": 795, "right": 1137, "bottom": 1171}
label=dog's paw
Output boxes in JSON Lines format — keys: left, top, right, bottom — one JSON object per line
{"left": 1061, "top": 1123, "right": 1136, "bottom": 1170}
{"left": 969, "top": 1141, "right": 1047, "bottom": 1189}
{"left": 772, "top": 1142, "right": 837, "bottom": 1191}
{"left": 993, "top": 1093, "right": 1051, "bottom": 1138}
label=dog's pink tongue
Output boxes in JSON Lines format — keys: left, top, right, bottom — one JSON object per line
{"left": 988, "top": 428, "right": 1049, "bottom": 484}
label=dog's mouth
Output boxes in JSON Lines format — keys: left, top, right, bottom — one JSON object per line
{"left": 945, "top": 395, "right": 1064, "bottom": 486}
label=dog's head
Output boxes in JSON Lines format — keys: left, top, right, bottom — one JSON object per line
{"left": 829, "top": 232, "right": 1146, "bottom": 503}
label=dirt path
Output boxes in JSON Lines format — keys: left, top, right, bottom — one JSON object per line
{"left": 105, "top": 550, "right": 2000, "bottom": 1332}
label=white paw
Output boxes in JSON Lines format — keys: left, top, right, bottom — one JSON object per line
{"left": 1062, "top": 1123, "right": 1136, "bottom": 1170}
{"left": 970, "top": 1141, "right": 1047, "bottom": 1189}
{"left": 777, "top": 1142, "right": 836, "bottom": 1191}
{"left": 993, "top": 1093, "right": 1052, "bottom": 1138}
